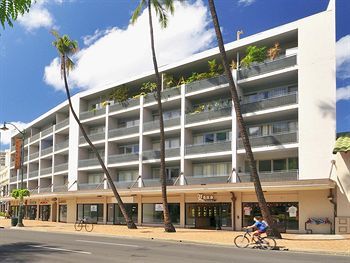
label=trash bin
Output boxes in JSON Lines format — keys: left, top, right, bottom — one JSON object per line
{"left": 11, "top": 217, "right": 18, "bottom": 227}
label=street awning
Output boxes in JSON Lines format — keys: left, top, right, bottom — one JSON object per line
{"left": 333, "top": 132, "right": 350, "bottom": 154}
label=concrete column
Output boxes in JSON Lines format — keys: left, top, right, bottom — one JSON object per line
{"left": 104, "top": 105, "right": 110, "bottom": 189}
{"left": 180, "top": 84, "right": 186, "bottom": 185}
{"left": 137, "top": 195, "right": 142, "bottom": 225}
{"left": 180, "top": 193, "right": 185, "bottom": 227}
{"left": 103, "top": 196, "right": 107, "bottom": 224}
{"left": 138, "top": 96, "right": 144, "bottom": 188}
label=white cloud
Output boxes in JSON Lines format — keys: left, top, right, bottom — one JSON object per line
{"left": 337, "top": 85, "right": 350, "bottom": 102}
{"left": 43, "top": 0, "right": 215, "bottom": 91}
{"left": 336, "top": 35, "right": 350, "bottom": 80}
{"left": 0, "top": 122, "right": 28, "bottom": 148}
{"left": 238, "top": 0, "right": 256, "bottom": 6}
{"left": 18, "top": 1, "right": 54, "bottom": 31}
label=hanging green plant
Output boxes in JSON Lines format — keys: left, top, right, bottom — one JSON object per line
{"left": 241, "top": 45, "right": 267, "bottom": 67}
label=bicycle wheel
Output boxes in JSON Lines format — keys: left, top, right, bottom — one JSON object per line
{"left": 234, "top": 235, "right": 250, "bottom": 248}
{"left": 74, "top": 221, "right": 83, "bottom": 231}
{"left": 85, "top": 223, "right": 94, "bottom": 232}
{"left": 260, "top": 237, "right": 276, "bottom": 250}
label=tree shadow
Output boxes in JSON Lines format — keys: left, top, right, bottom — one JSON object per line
{"left": 318, "top": 101, "right": 336, "bottom": 120}
{"left": 0, "top": 242, "right": 67, "bottom": 263}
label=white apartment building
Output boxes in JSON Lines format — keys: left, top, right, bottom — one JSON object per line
{"left": 3, "top": 1, "right": 348, "bottom": 233}
{"left": 0, "top": 150, "right": 10, "bottom": 212}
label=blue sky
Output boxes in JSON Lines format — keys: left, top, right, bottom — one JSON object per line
{"left": 0, "top": 0, "right": 349, "bottom": 148}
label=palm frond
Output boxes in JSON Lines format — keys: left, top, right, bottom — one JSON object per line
{"left": 0, "top": 0, "right": 32, "bottom": 29}
{"left": 131, "top": 0, "right": 146, "bottom": 24}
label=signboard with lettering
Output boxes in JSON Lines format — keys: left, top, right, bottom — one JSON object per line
{"left": 197, "top": 193, "right": 216, "bottom": 202}
{"left": 14, "top": 138, "right": 22, "bottom": 170}
{"left": 91, "top": 205, "right": 98, "bottom": 212}
{"left": 155, "top": 204, "right": 164, "bottom": 211}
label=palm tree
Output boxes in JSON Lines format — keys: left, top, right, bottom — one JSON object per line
{"left": 131, "top": 0, "right": 176, "bottom": 232}
{"left": 207, "top": 0, "right": 281, "bottom": 238}
{"left": 0, "top": 0, "right": 32, "bottom": 28}
{"left": 51, "top": 30, "right": 137, "bottom": 229}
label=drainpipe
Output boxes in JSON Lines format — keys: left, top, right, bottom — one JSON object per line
{"left": 230, "top": 192, "right": 236, "bottom": 231}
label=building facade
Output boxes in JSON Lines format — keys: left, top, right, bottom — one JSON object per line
{"left": 3, "top": 2, "right": 344, "bottom": 233}
{"left": 0, "top": 150, "right": 10, "bottom": 212}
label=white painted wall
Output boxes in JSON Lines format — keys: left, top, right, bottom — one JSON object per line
{"left": 298, "top": 7, "right": 336, "bottom": 179}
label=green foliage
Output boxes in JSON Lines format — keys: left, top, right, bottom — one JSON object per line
{"left": 141, "top": 81, "right": 157, "bottom": 94}
{"left": 241, "top": 45, "right": 267, "bottom": 67}
{"left": 11, "top": 189, "right": 30, "bottom": 199}
{"left": 163, "top": 73, "right": 176, "bottom": 89}
{"left": 109, "top": 85, "right": 129, "bottom": 104}
{"left": 184, "top": 59, "right": 224, "bottom": 84}
{"left": 0, "top": 211, "right": 5, "bottom": 217}
{"left": 0, "top": 0, "right": 32, "bottom": 29}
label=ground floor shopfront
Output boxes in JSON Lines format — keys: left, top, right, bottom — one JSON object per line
{"left": 5, "top": 180, "right": 339, "bottom": 234}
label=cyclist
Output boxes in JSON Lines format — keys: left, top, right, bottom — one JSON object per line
{"left": 245, "top": 216, "right": 268, "bottom": 244}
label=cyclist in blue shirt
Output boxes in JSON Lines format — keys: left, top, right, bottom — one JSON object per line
{"left": 246, "top": 216, "right": 268, "bottom": 244}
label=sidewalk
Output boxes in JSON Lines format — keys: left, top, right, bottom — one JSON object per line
{"left": 1, "top": 219, "right": 349, "bottom": 256}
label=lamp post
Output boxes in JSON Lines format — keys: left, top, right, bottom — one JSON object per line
{"left": 1, "top": 122, "right": 26, "bottom": 227}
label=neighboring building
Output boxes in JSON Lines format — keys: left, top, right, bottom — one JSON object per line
{"left": 332, "top": 133, "right": 350, "bottom": 234}
{"left": 0, "top": 150, "right": 10, "bottom": 212}
{"left": 1, "top": 2, "right": 341, "bottom": 233}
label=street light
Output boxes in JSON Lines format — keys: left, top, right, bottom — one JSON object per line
{"left": 1, "top": 122, "right": 26, "bottom": 227}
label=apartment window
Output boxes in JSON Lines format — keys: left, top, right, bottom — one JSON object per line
{"left": 119, "top": 144, "right": 139, "bottom": 154}
{"left": 273, "top": 159, "right": 287, "bottom": 171}
{"left": 153, "top": 109, "right": 181, "bottom": 121}
{"left": 193, "top": 162, "right": 231, "bottom": 177}
{"left": 288, "top": 157, "right": 299, "bottom": 170}
{"left": 152, "top": 138, "right": 180, "bottom": 150}
{"left": 259, "top": 160, "right": 271, "bottom": 172}
{"left": 272, "top": 122, "right": 289, "bottom": 134}
{"left": 248, "top": 127, "right": 261, "bottom": 137}
{"left": 118, "top": 170, "right": 138, "bottom": 182}
{"left": 204, "top": 133, "right": 214, "bottom": 143}
{"left": 194, "top": 130, "right": 231, "bottom": 145}
{"left": 142, "top": 203, "right": 180, "bottom": 224}
{"left": 152, "top": 167, "right": 179, "bottom": 179}
{"left": 88, "top": 174, "right": 103, "bottom": 184}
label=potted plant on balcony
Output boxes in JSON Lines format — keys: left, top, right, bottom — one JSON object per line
{"left": 109, "top": 85, "right": 130, "bottom": 107}
{"left": 267, "top": 42, "right": 281, "bottom": 60}
{"left": 241, "top": 45, "right": 267, "bottom": 68}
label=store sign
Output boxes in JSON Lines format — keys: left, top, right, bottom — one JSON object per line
{"left": 197, "top": 193, "right": 216, "bottom": 202}
{"left": 91, "top": 205, "right": 98, "bottom": 212}
{"left": 14, "top": 138, "right": 22, "bottom": 170}
{"left": 155, "top": 204, "right": 164, "bottom": 211}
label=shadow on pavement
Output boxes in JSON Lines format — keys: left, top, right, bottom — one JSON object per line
{"left": 0, "top": 242, "right": 65, "bottom": 263}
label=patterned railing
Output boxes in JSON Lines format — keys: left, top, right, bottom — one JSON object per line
{"left": 186, "top": 107, "right": 231, "bottom": 124}
{"left": 108, "top": 125, "right": 139, "bottom": 139}
{"left": 28, "top": 170, "right": 39, "bottom": 178}
{"left": 80, "top": 108, "right": 106, "bottom": 120}
{"left": 186, "top": 175, "right": 229, "bottom": 185}
{"left": 237, "top": 132, "right": 298, "bottom": 149}
{"left": 237, "top": 55, "right": 297, "bottom": 80}
{"left": 143, "top": 148, "right": 180, "bottom": 160}
{"left": 237, "top": 171, "right": 298, "bottom": 182}
{"left": 143, "top": 178, "right": 175, "bottom": 187}
{"left": 185, "top": 75, "right": 228, "bottom": 94}
{"left": 186, "top": 141, "right": 231, "bottom": 155}
{"left": 144, "top": 87, "right": 181, "bottom": 104}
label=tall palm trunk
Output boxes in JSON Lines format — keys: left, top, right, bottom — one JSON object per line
{"left": 147, "top": 0, "right": 175, "bottom": 232}
{"left": 62, "top": 57, "right": 137, "bottom": 229}
{"left": 208, "top": 0, "right": 281, "bottom": 238}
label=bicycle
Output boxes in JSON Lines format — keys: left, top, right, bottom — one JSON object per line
{"left": 234, "top": 228, "right": 276, "bottom": 250}
{"left": 74, "top": 217, "right": 94, "bottom": 232}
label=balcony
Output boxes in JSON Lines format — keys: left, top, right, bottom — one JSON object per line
{"left": 108, "top": 125, "right": 139, "bottom": 139}
{"left": 54, "top": 163, "right": 68, "bottom": 173}
{"left": 144, "top": 87, "right": 181, "bottom": 104}
{"left": 185, "top": 75, "right": 228, "bottom": 94}
{"left": 41, "top": 127, "right": 53, "bottom": 137}
{"left": 78, "top": 183, "right": 103, "bottom": 190}
{"left": 53, "top": 185, "right": 68, "bottom": 192}
{"left": 40, "top": 186, "right": 52, "bottom": 193}
{"left": 237, "top": 171, "right": 298, "bottom": 182}
{"left": 80, "top": 108, "right": 105, "bottom": 121}
{"left": 40, "top": 167, "right": 52, "bottom": 176}
{"left": 55, "top": 140, "right": 69, "bottom": 151}
{"left": 185, "top": 175, "right": 229, "bottom": 185}
{"left": 29, "top": 152, "right": 39, "bottom": 160}
{"left": 186, "top": 141, "right": 231, "bottom": 155}
{"left": 29, "top": 170, "right": 39, "bottom": 178}
{"left": 10, "top": 176, "right": 17, "bottom": 183}
{"left": 56, "top": 119, "right": 69, "bottom": 130}
{"left": 108, "top": 153, "right": 139, "bottom": 164}
{"left": 80, "top": 131, "right": 105, "bottom": 144}
{"left": 23, "top": 156, "right": 28, "bottom": 162}
{"left": 31, "top": 133, "right": 40, "bottom": 142}
{"left": 143, "top": 117, "right": 180, "bottom": 132}
{"left": 241, "top": 93, "right": 298, "bottom": 114}
{"left": 41, "top": 146, "right": 53, "bottom": 156}
{"left": 108, "top": 181, "right": 134, "bottom": 189}
{"left": 142, "top": 178, "right": 175, "bottom": 187}
{"left": 237, "top": 131, "right": 298, "bottom": 149}
{"left": 237, "top": 55, "right": 297, "bottom": 80}
{"left": 78, "top": 157, "right": 104, "bottom": 168}
{"left": 143, "top": 148, "right": 180, "bottom": 160}
{"left": 109, "top": 98, "right": 139, "bottom": 113}
{"left": 186, "top": 107, "right": 231, "bottom": 124}
{"left": 11, "top": 145, "right": 15, "bottom": 151}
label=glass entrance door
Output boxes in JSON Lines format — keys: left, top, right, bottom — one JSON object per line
{"left": 59, "top": 205, "right": 67, "bottom": 223}
{"left": 39, "top": 205, "right": 50, "bottom": 221}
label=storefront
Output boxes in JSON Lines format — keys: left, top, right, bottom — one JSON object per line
{"left": 107, "top": 203, "right": 138, "bottom": 225}
{"left": 77, "top": 204, "right": 103, "bottom": 223}
{"left": 59, "top": 204, "right": 67, "bottom": 223}
{"left": 142, "top": 203, "right": 180, "bottom": 225}
{"left": 185, "top": 203, "right": 232, "bottom": 229}
{"left": 25, "top": 205, "right": 37, "bottom": 220}
{"left": 242, "top": 202, "right": 299, "bottom": 232}
{"left": 39, "top": 205, "right": 51, "bottom": 221}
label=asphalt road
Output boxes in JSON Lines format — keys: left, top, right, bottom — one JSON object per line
{"left": 0, "top": 229, "right": 348, "bottom": 263}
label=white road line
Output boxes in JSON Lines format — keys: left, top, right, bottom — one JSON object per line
{"left": 76, "top": 239, "right": 140, "bottom": 248}
{"left": 29, "top": 245, "right": 91, "bottom": 255}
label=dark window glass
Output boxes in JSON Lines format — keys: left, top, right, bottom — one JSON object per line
{"left": 273, "top": 159, "right": 287, "bottom": 171}
{"left": 288, "top": 157, "right": 299, "bottom": 170}
{"left": 259, "top": 160, "right": 271, "bottom": 172}
{"left": 142, "top": 203, "right": 180, "bottom": 224}
{"left": 204, "top": 133, "right": 214, "bottom": 143}
{"left": 216, "top": 132, "right": 227, "bottom": 141}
